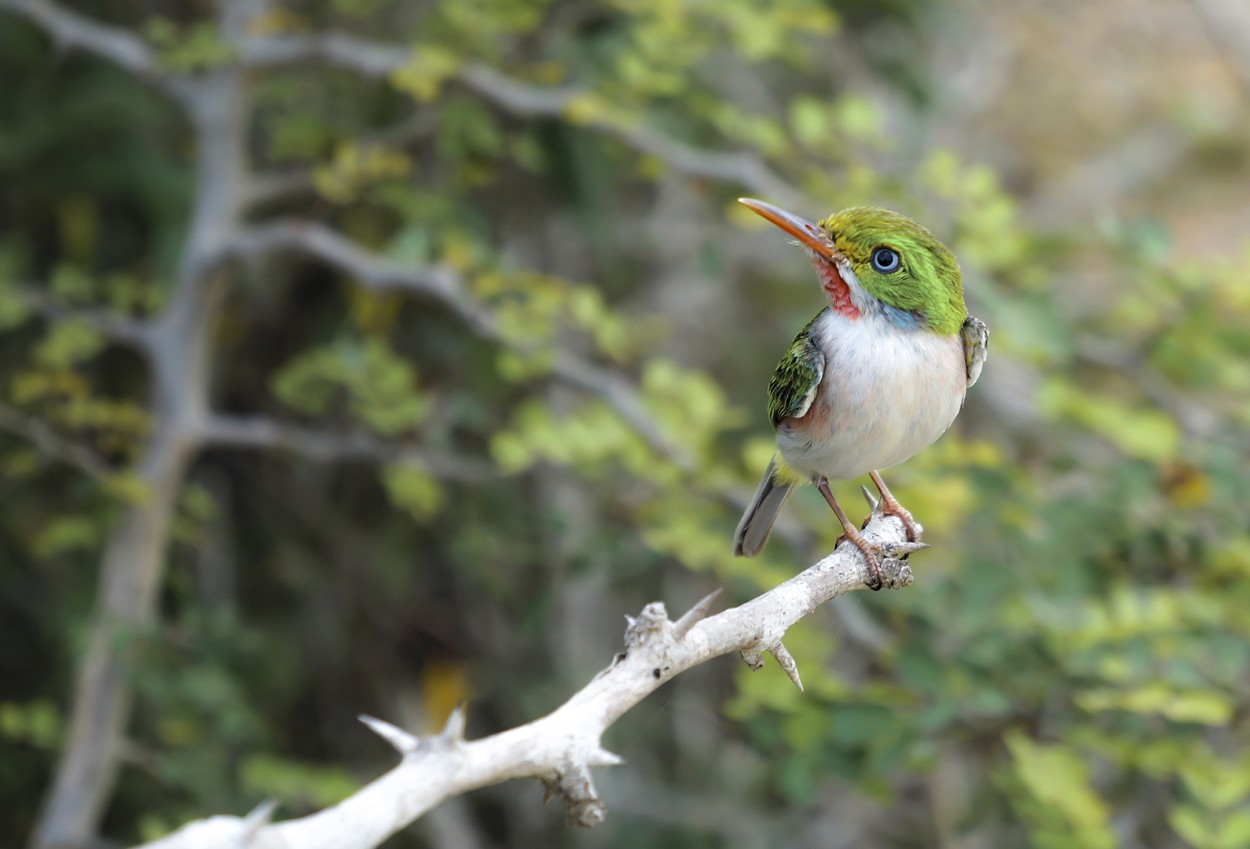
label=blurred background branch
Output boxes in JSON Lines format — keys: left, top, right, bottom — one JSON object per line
{"left": 0, "top": 0, "right": 196, "bottom": 101}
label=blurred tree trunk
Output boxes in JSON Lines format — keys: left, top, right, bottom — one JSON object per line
{"left": 31, "top": 56, "right": 246, "bottom": 849}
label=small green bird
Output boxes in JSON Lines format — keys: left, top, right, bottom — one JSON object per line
{"left": 733, "top": 198, "right": 988, "bottom": 589}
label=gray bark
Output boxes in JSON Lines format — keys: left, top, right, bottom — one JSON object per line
{"left": 30, "top": 52, "right": 248, "bottom": 849}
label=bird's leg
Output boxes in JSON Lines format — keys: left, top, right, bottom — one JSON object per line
{"left": 816, "top": 476, "right": 884, "bottom": 591}
{"left": 868, "top": 470, "right": 922, "bottom": 542}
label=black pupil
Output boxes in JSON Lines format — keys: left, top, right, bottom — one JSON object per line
{"left": 874, "top": 248, "right": 898, "bottom": 270}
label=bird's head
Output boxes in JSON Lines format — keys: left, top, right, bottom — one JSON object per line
{"left": 739, "top": 198, "right": 966, "bottom": 336}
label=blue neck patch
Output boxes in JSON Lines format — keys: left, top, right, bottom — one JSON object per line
{"left": 880, "top": 301, "right": 927, "bottom": 330}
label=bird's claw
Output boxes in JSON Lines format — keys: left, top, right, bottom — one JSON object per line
{"left": 818, "top": 474, "right": 921, "bottom": 590}
{"left": 882, "top": 501, "right": 923, "bottom": 542}
{"left": 837, "top": 535, "right": 886, "bottom": 591}
{"left": 867, "top": 471, "right": 923, "bottom": 542}
{"left": 863, "top": 556, "right": 884, "bottom": 591}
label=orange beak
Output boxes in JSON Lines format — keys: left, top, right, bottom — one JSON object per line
{"left": 738, "top": 197, "right": 836, "bottom": 260}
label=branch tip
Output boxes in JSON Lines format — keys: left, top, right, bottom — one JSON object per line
{"left": 560, "top": 764, "right": 607, "bottom": 828}
{"left": 673, "top": 588, "right": 723, "bottom": 639}
{"left": 571, "top": 798, "right": 608, "bottom": 829}
{"left": 540, "top": 765, "right": 609, "bottom": 827}
{"left": 768, "top": 643, "right": 804, "bottom": 692}
{"left": 876, "top": 558, "right": 915, "bottom": 590}
{"left": 358, "top": 714, "right": 422, "bottom": 755}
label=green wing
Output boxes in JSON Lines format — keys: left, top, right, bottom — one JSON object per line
{"left": 766, "top": 313, "right": 826, "bottom": 428}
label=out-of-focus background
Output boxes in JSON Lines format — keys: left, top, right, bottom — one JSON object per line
{"left": 3, "top": 0, "right": 1250, "bottom": 847}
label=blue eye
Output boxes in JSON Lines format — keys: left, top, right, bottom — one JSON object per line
{"left": 871, "top": 246, "right": 901, "bottom": 273}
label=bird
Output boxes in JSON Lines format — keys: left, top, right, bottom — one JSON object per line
{"left": 733, "top": 197, "right": 988, "bottom": 589}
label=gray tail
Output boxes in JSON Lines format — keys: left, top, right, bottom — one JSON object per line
{"left": 733, "top": 456, "right": 794, "bottom": 557}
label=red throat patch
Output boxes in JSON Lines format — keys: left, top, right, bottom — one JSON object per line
{"left": 811, "top": 256, "right": 861, "bottom": 319}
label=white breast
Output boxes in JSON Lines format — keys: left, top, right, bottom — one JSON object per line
{"left": 776, "top": 309, "right": 966, "bottom": 481}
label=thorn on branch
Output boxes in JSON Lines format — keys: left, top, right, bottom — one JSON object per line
{"left": 358, "top": 714, "right": 422, "bottom": 756}
{"left": 673, "top": 588, "right": 722, "bottom": 640}
{"left": 883, "top": 540, "right": 930, "bottom": 558}
{"left": 768, "top": 642, "right": 804, "bottom": 692}
{"left": 587, "top": 748, "right": 624, "bottom": 768}
{"left": 242, "top": 798, "right": 278, "bottom": 839}
{"left": 440, "top": 705, "right": 466, "bottom": 742}
{"left": 860, "top": 484, "right": 880, "bottom": 511}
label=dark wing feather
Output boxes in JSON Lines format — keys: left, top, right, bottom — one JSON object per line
{"left": 766, "top": 314, "right": 826, "bottom": 428}
{"left": 960, "top": 315, "right": 989, "bottom": 387}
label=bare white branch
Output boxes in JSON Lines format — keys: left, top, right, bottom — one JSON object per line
{"left": 132, "top": 511, "right": 914, "bottom": 849}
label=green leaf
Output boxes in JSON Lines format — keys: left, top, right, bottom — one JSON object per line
{"left": 0, "top": 285, "right": 32, "bottom": 330}
{"left": 1039, "top": 379, "right": 1180, "bottom": 462}
{"left": 0, "top": 700, "right": 62, "bottom": 748}
{"left": 789, "top": 97, "right": 830, "bottom": 149}
{"left": 382, "top": 463, "right": 446, "bottom": 520}
{"left": 1076, "top": 685, "right": 1233, "bottom": 726}
{"left": 1006, "top": 731, "right": 1115, "bottom": 849}
{"left": 272, "top": 337, "right": 429, "bottom": 436}
{"left": 34, "top": 320, "right": 105, "bottom": 368}
{"left": 240, "top": 755, "right": 357, "bottom": 809}
{"left": 32, "top": 516, "right": 101, "bottom": 557}
{"left": 390, "top": 45, "right": 461, "bottom": 102}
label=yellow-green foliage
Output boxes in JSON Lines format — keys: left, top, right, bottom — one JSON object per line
{"left": 272, "top": 337, "right": 430, "bottom": 436}
{"left": 381, "top": 463, "right": 446, "bottom": 520}
{"left": 1006, "top": 731, "right": 1116, "bottom": 849}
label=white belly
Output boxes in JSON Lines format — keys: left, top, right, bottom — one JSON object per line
{"left": 776, "top": 309, "right": 966, "bottom": 481}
